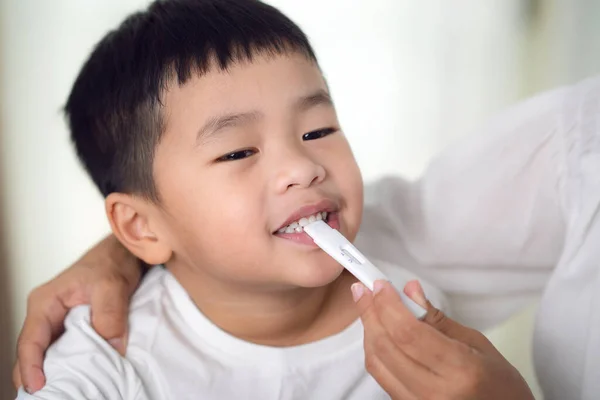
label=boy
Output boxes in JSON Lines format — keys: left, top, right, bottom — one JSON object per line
{"left": 17, "top": 0, "right": 445, "bottom": 398}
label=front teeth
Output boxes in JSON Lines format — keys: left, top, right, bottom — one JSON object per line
{"left": 278, "top": 212, "right": 328, "bottom": 234}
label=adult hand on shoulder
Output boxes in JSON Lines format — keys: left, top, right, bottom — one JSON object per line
{"left": 353, "top": 280, "right": 535, "bottom": 400}
{"left": 13, "top": 235, "right": 142, "bottom": 394}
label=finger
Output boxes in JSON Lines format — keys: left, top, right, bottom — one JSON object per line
{"left": 374, "top": 281, "right": 473, "bottom": 376}
{"left": 354, "top": 283, "right": 438, "bottom": 395}
{"left": 17, "top": 291, "right": 69, "bottom": 393}
{"left": 402, "top": 280, "right": 427, "bottom": 308}
{"left": 364, "top": 354, "right": 417, "bottom": 400}
{"left": 363, "top": 325, "right": 437, "bottom": 397}
{"left": 404, "top": 281, "right": 496, "bottom": 355}
{"left": 17, "top": 340, "right": 45, "bottom": 394}
{"left": 17, "top": 316, "right": 52, "bottom": 393}
{"left": 352, "top": 282, "right": 379, "bottom": 326}
{"left": 90, "top": 276, "right": 131, "bottom": 355}
{"left": 12, "top": 361, "right": 22, "bottom": 390}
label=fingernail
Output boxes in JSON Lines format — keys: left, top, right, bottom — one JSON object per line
{"left": 373, "top": 280, "right": 386, "bottom": 295}
{"left": 351, "top": 283, "right": 364, "bottom": 302}
{"left": 25, "top": 387, "right": 33, "bottom": 394}
{"left": 413, "top": 283, "right": 427, "bottom": 307}
{"left": 405, "top": 280, "right": 428, "bottom": 307}
{"left": 109, "top": 337, "right": 125, "bottom": 354}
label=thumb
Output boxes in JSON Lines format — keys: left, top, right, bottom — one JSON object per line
{"left": 404, "top": 281, "right": 495, "bottom": 353}
{"left": 351, "top": 282, "right": 389, "bottom": 333}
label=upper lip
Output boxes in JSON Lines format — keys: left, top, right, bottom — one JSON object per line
{"left": 274, "top": 199, "right": 338, "bottom": 232}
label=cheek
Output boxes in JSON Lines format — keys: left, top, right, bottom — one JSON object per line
{"left": 325, "top": 138, "right": 364, "bottom": 237}
{"left": 170, "top": 182, "right": 263, "bottom": 234}
{"left": 157, "top": 165, "right": 269, "bottom": 263}
{"left": 342, "top": 164, "right": 364, "bottom": 239}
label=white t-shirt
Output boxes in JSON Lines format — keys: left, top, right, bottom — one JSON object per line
{"left": 17, "top": 264, "right": 447, "bottom": 400}
{"left": 18, "top": 75, "right": 600, "bottom": 399}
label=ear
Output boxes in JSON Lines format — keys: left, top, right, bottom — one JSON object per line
{"left": 105, "top": 193, "right": 172, "bottom": 265}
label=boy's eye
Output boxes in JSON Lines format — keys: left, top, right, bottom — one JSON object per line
{"left": 216, "top": 148, "right": 257, "bottom": 162}
{"left": 302, "top": 127, "right": 337, "bottom": 141}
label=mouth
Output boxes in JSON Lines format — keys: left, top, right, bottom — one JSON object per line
{"left": 276, "top": 210, "right": 330, "bottom": 234}
{"left": 273, "top": 200, "right": 341, "bottom": 246}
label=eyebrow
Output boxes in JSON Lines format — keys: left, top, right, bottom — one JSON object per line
{"left": 196, "top": 89, "right": 333, "bottom": 143}
{"left": 196, "top": 111, "right": 262, "bottom": 144}
{"left": 295, "top": 89, "right": 334, "bottom": 111}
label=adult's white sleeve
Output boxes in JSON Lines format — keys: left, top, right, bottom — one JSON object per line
{"left": 359, "top": 77, "right": 600, "bottom": 330}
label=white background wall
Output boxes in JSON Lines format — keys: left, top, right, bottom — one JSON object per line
{"left": 1, "top": 1, "right": 600, "bottom": 398}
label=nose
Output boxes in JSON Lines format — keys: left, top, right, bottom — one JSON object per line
{"left": 272, "top": 145, "right": 326, "bottom": 194}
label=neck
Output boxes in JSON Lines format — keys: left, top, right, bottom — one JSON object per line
{"left": 168, "top": 264, "right": 357, "bottom": 346}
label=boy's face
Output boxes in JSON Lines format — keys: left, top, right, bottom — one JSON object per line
{"left": 151, "top": 53, "right": 363, "bottom": 288}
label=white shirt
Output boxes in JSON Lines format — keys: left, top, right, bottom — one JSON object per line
{"left": 355, "top": 75, "right": 600, "bottom": 399}
{"left": 18, "top": 75, "right": 600, "bottom": 400}
{"left": 16, "top": 264, "right": 447, "bottom": 400}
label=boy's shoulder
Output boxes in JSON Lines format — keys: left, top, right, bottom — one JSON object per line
{"left": 23, "top": 305, "right": 147, "bottom": 400}
{"left": 51, "top": 265, "right": 172, "bottom": 356}
{"left": 129, "top": 266, "right": 173, "bottom": 315}
{"left": 20, "top": 268, "right": 174, "bottom": 400}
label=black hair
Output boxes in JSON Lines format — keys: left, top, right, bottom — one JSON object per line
{"left": 65, "top": 0, "right": 317, "bottom": 201}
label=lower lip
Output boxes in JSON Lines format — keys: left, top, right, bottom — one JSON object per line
{"left": 274, "top": 212, "right": 341, "bottom": 246}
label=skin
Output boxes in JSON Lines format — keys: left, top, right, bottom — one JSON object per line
{"left": 105, "top": 52, "right": 365, "bottom": 347}
{"left": 13, "top": 53, "right": 534, "bottom": 399}
{"left": 353, "top": 280, "right": 534, "bottom": 399}
{"left": 17, "top": 51, "right": 365, "bottom": 391}
{"left": 13, "top": 235, "right": 139, "bottom": 392}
